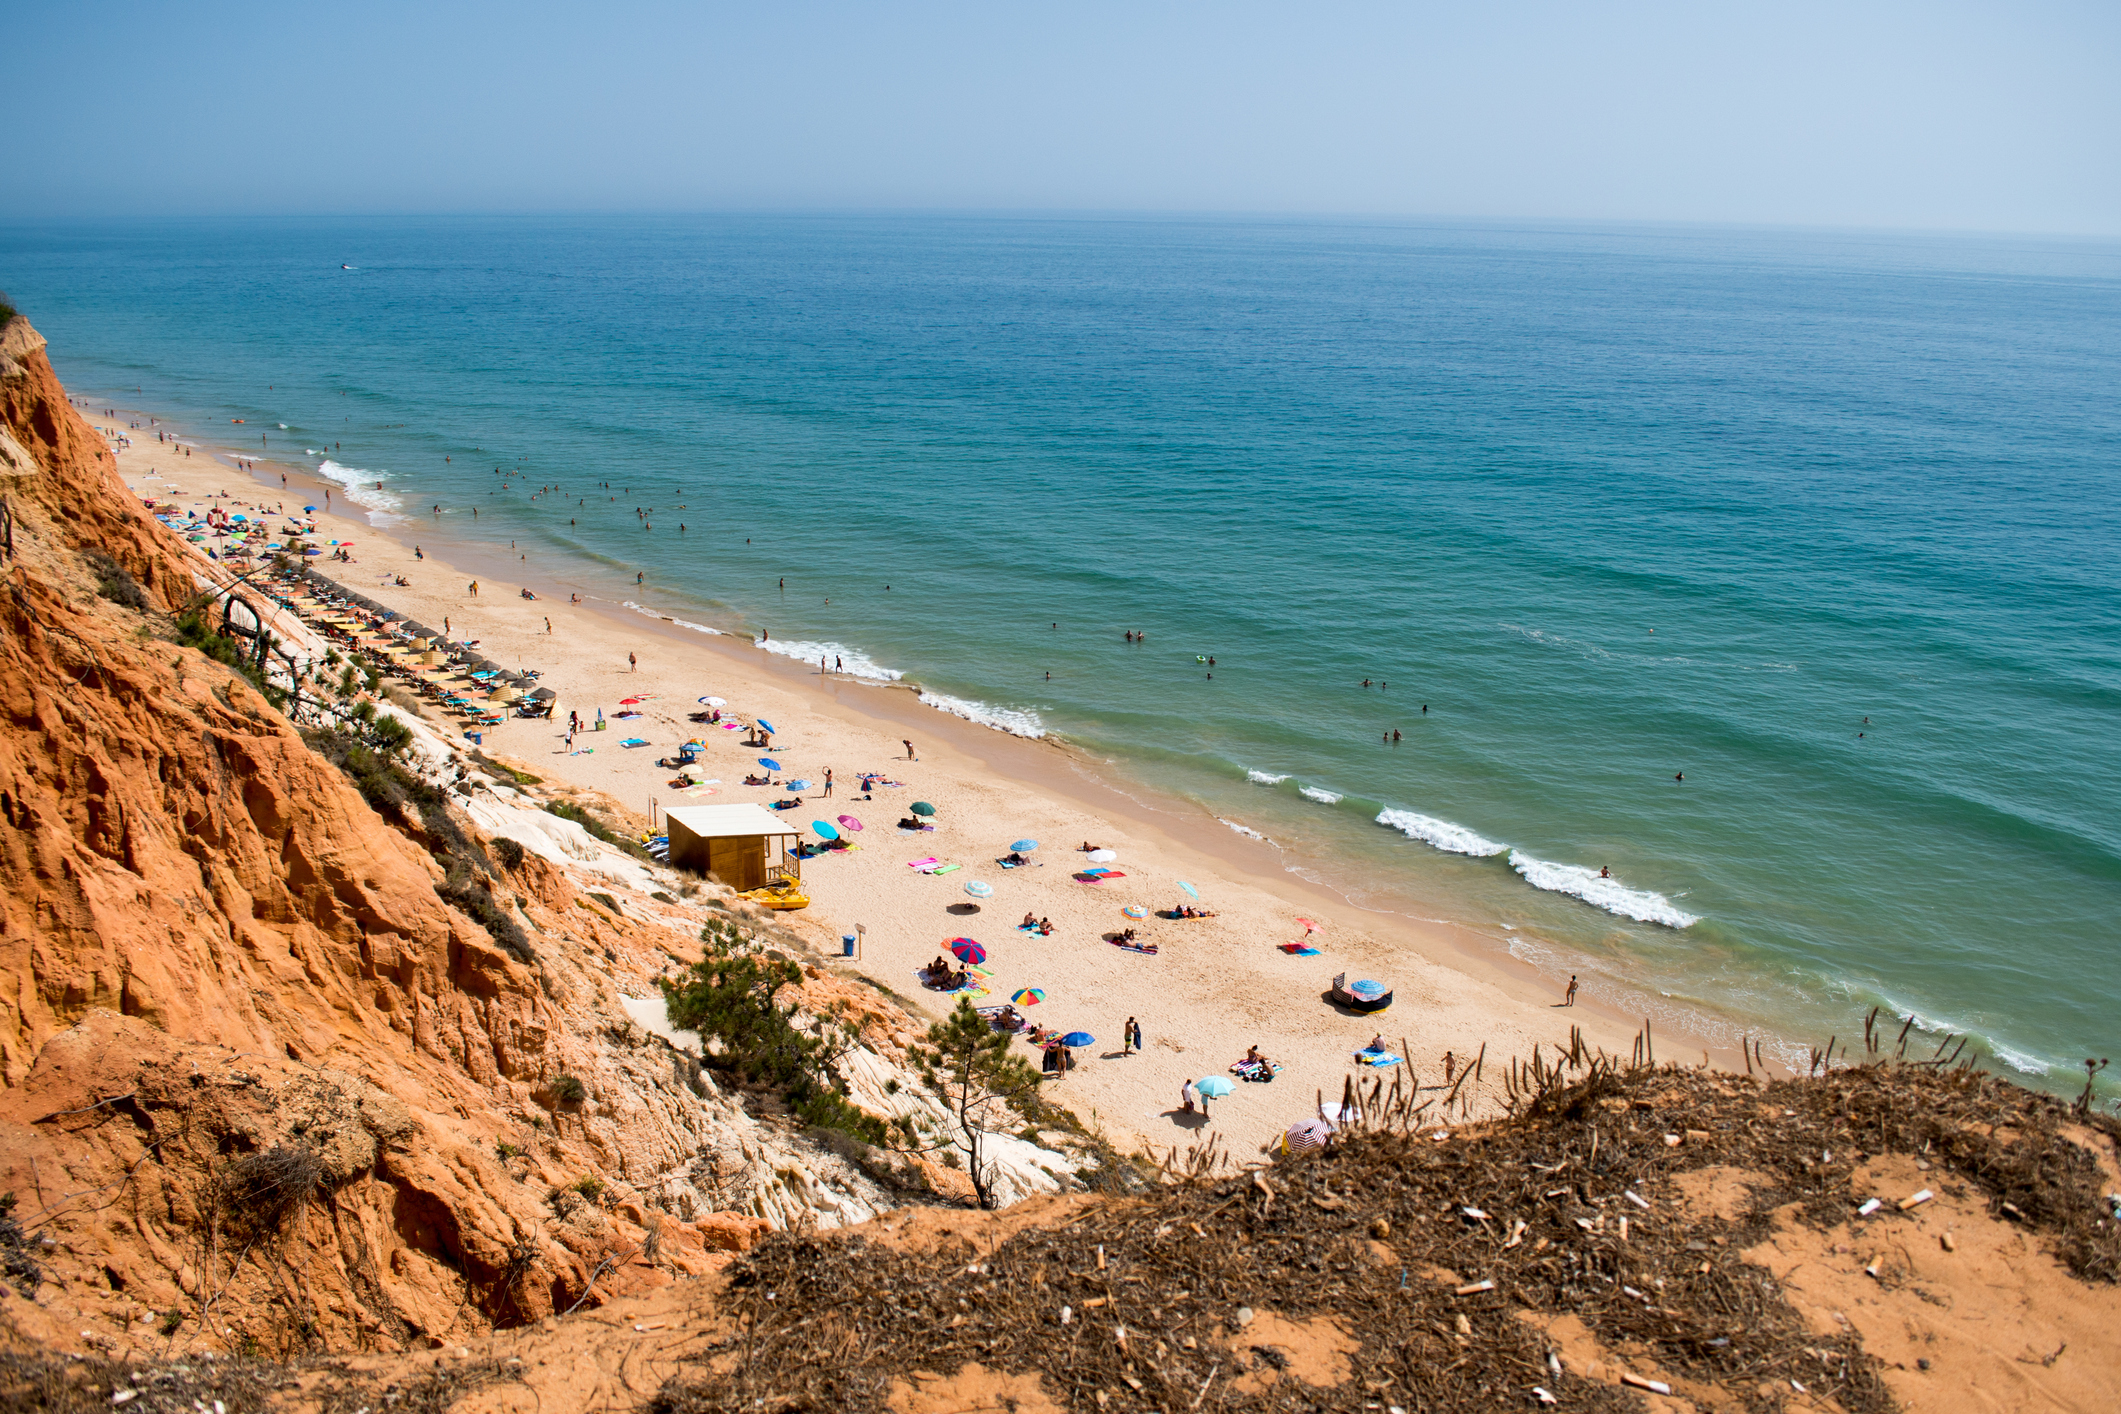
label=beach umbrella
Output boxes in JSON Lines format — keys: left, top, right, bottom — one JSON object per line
{"left": 1196, "top": 1076, "right": 1235, "bottom": 1099}
{"left": 811, "top": 821, "right": 840, "bottom": 841}
{"left": 758, "top": 758, "right": 781, "bottom": 770}
{"left": 910, "top": 801, "right": 937, "bottom": 817}
{"left": 531, "top": 687, "right": 557, "bottom": 700}
{"left": 1121, "top": 905, "right": 1148, "bottom": 920}
{"left": 1321, "top": 1101, "right": 1362, "bottom": 1124}
{"left": 1010, "top": 988, "right": 1044, "bottom": 1005}
{"left": 1010, "top": 839, "right": 1039, "bottom": 853}
{"left": 756, "top": 719, "right": 776, "bottom": 734}
{"left": 1296, "top": 916, "right": 1321, "bottom": 933}
{"left": 1178, "top": 880, "right": 1200, "bottom": 900}
{"left": 837, "top": 814, "right": 863, "bottom": 832}
{"left": 1061, "top": 1031, "right": 1095, "bottom": 1047}
{"left": 621, "top": 697, "right": 643, "bottom": 705}
{"left": 1087, "top": 849, "right": 1116, "bottom": 863}
{"left": 964, "top": 881, "right": 994, "bottom": 899}
{"left": 786, "top": 780, "right": 811, "bottom": 791}
{"left": 699, "top": 695, "right": 726, "bottom": 706}
{"left": 1284, "top": 1119, "right": 1335, "bottom": 1155}
{"left": 950, "top": 938, "right": 987, "bottom": 963}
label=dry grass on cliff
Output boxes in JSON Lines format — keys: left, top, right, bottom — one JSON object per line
{"left": 645, "top": 1058, "right": 2119, "bottom": 1414}
{"left": 5, "top": 1055, "right": 2115, "bottom": 1414}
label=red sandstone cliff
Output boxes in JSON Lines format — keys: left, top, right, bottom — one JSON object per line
{"left": 0, "top": 315, "right": 784, "bottom": 1354}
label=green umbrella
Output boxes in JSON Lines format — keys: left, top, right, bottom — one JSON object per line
{"left": 910, "top": 801, "right": 937, "bottom": 816}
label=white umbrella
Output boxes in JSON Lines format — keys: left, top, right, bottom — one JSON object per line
{"left": 1087, "top": 849, "right": 1117, "bottom": 863}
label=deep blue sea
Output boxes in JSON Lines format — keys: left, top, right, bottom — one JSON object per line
{"left": 5, "top": 214, "right": 2118, "bottom": 1092}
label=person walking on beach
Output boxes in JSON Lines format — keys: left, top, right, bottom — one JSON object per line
{"left": 1124, "top": 1017, "right": 1142, "bottom": 1055}
{"left": 629, "top": 652, "right": 637, "bottom": 672}
{"left": 1180, "top": 1078, "right": 1198, "bottom": 1116}
{"left": 468, "top": 581, "right": 478, "bottom": 597}
{"left": 903, "top": 739, "right": 916, "bottom": 760}
{"left": 1563, "top": 975, "right": 1579, "bottom": 1007}
{"left": 823, "top": 769, "right": 833, "bottom": 798}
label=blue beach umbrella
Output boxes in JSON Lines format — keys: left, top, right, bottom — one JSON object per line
{"left": 811, "top": 821, "right": 840, "bottom": 840}
{"left": 1010, "top": 839, "right": 1039, "bottom": 853}
{"left": 756, "top": 719, "right": 776, "bottom": 734}
{"left": 786, "top": 780, "right": 811, "bottom": 791}
{"left": 1061, "top": 1032, "right": 1095, "bottom": 1047}
{"left": 1196, "top": 1076, "right": 1235, "bottom": 1099}
{"left": 964, "top": 880, "right": 994, "bottom": 898}
{"left": 1178, "top": 880, "right": 1200, "bottom": 899}
{"left": 303, "top": 505, "right": 316, "bottom": 512}
{"left": 758, "top": 757, "right": 781, "bottom": 770}
{"left": 950, "top": 938, "right": 987, "bottom": 963}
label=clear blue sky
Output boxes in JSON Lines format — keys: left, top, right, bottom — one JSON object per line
{"left": 11, "top": 0, "right": 2119, "bottom": 233}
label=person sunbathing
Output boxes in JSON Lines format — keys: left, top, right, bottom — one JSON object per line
{"left": 1368, "top": 1033, "right": 1386, "bottom": 1052}
{"left": 1022, "top": 912, "right": 1038, "bottom": 928}
{"left": 1080, "top": 841, "right": 1101, "bottom": 851}
{"left": 1004, "top": 851, "right": 1026, "bottom": 865}
{"left": 1037, "top": 917, "right": 1054, "bottom": 936}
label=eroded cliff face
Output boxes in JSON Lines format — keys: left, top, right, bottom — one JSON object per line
{"left": 0, "top": 316, "right": 946, "bottom": 1359}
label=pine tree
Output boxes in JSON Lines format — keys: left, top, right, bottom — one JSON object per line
{"left": 911, "top": 998, "right": 1044, "bottom": 1209}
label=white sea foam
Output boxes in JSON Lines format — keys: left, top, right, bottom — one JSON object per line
{"left": 1247, "top": 770, "right": 1291, "bottom": 785}
{"left": 1508, "top": 851, "right": 1699, "bottom": 928}
{"left": 622, "top": 601, "right": 727, "bottom": 637}
{"left": 1299, "top": 786, "right": 1343, "bottom": 804}
{"left": 753, "top": 635, "right": 904, "bottom": 683}
{"left": 917, "top": 691, "right": 1046, "bottom": 738}
{"left": 1374, "top": 808, "right": 1507, "bottom": 857}
{"left": 1990, "top": 1045, "right": 2049, "bottom": 1076}
{"left": 1219, "top": 819, "right": 1267, "bottom": 840}
{"left": 315, "top": 458, "right": 408, "bottom": 526}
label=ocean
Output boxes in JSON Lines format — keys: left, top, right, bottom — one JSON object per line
{"left": 6, "top": 213, "right": 2118, "bottom": 1094}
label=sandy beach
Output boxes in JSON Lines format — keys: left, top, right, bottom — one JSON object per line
{"left": 113, "top": 418, "right": 1688, "bottom": 1156}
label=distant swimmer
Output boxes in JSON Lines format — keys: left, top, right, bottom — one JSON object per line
{"left": 1422, "top": 704, "right": 1427, "bottom": 713}
{"left": 1674, "top": 772, "right": 1684, "bottom": 782}
{"left": 1599, "top": 866, "right": 1610, "bottom": 878}
{"left": 1392, "top": 729, "right": 1401, "bottom": 743}
{"left": 1208, "top": 656, "right": 1215, "bottom": 666}
{"left": 1362, "top": 679, "right": 1371, "bottom": 688}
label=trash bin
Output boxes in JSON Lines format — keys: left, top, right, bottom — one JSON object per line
{"left": 842, "top": 935, "right": 856, "bottom": 957}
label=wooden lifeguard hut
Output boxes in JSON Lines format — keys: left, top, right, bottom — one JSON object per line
{"left": 662, "top": 803, "right": 802, "bottom": 892}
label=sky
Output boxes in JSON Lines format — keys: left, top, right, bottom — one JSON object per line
{"left": 10, "top": 0, "right": 2120, "bottom": 233}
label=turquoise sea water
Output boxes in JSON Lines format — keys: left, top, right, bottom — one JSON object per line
{"left": 5, "top": 215, "right": 2118, "bottom": 1092}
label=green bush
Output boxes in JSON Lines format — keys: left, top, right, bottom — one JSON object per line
{"left": 662, "top": 928, "right": 888, "bottom": 1146}
{"left": 550, "top": 1073, "right": 586, "bottom": 1104}
{"left": 84, "top": 549, "right": 146, "bottom": 610}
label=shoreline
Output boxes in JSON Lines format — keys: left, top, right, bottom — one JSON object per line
{"left": 108, "top": 396, "right": 1788, "bottom": 1150}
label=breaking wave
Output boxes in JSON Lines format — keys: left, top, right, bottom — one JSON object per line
{"left": 1508, "top": 851, "right": 1699, "bottom": 929}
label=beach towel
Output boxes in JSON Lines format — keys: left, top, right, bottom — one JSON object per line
{"left": 931, "top": 863, "right": 962, "bottom": 875}
{"left": 1230, "top": 1059, "right": 1282, "bottom": 1083}
{"left": 1109, "top": 939, "right": 1160, "bottom": 955}
{"left": 1355, "top": 1050, "right": 1403, "bottom": 1068}
{"left": 1280, "top": 943, "right": 1322, "bottom": 955}
{"left": 906, "top": 857, "right": 940, "bottom": 871}
{"left": 621, "top": 738, "right": 650, "bottom": 748}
